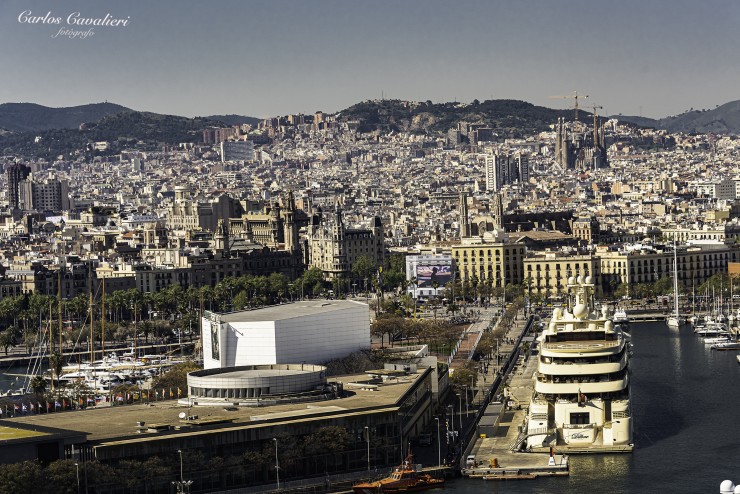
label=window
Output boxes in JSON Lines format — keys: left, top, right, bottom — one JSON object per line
{"left": 570, "top": 412, "right": 589, "bottom": 425}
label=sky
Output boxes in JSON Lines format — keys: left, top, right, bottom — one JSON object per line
{"left": 1, "top": 0, "right": 739, "bottom": 119}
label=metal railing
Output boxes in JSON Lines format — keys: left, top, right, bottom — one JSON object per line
{"left": 458, "top": 315, "right": 535, "bottom": 469}
{"left": 508, "top": 426, "right": 553, "bottom": 451}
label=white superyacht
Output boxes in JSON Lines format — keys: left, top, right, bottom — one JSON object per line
{"left": 525, "top": 276, "right": 633, "bottom": 452}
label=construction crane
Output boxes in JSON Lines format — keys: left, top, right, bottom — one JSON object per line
{"left": 588, "top": 104, "right": 603, "bottom": 142}
{"left": 549, "top": 91, "right": 589, "bottom": 122}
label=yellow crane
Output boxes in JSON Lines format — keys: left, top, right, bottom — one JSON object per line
{"left": 549, "top": 91, "right": 589, "bottom": 122}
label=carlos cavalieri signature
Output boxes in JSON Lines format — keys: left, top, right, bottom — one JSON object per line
{"left": 18, "top": 10, "right": 131, "bottom": 39}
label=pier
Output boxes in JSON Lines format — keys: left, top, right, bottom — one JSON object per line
{"left": 453, "top": 313, "right": 571, "bottom": 480}
{"left": 627, "top": 312, "right": 667, "bottom": 322}
{"left": 0, "top": 341, "right": 195, "bottom": 368}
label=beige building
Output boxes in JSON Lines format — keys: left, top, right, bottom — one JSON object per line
{"left": 451, "top": 232, "right": 524, "bottom": 290}
{"left": 597, "top": 244, "right": 740, "bottom": 293}
{"left": 523, "top": 252, "right": 601, "bottom": 297}
{"left": 306, "top": 209, "right": 385, "bottom": 280}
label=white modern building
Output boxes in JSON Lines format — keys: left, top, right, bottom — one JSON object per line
{"left": 202, "top": 300, "right": 370, "bottom": 369}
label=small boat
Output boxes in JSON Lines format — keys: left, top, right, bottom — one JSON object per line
{"left": 613, "top": 308, "right": 629, "bottom": 324}
{"left": 703, "top": 336, "right": 730, "bottom": 345}
{"left": 711, "top": 341, "right": 740, "bottom": 350}
{"left": 352, "top": 453, "right": 444, "bottom": 494}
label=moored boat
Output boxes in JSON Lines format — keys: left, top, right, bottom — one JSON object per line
{"left": 525, "top": 276, "right": 633, "bottom": 452}
{"left": 352, "top": 453, "right": 444, "bottom": 493}
{"left": 613, "top": 308, "right": 629, "bottom": 325}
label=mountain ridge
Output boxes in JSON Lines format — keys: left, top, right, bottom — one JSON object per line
{"left": 0, "top": 102, "right": 132, "bottom": 132}
{"left": 0, "top": 102, "right": 262, "bottom": 133}
{"left": 613, "top": 99, "right": 740, "bottom": 134}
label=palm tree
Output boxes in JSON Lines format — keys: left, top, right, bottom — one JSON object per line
{"left": 30, "top": 375, "right": 46, "bottom": 397}
{"left": 49, "top": 352, "right": 64, "bottom": 391}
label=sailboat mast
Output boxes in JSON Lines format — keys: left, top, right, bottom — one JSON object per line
{"left": 674, "top": 243, "right": 679, "bottom": 318}
{"left": 101, "top": 278, "right": 105, "bottom": 357}
{"left": 58, "top": 270, "right": 62, "bottom": 355}
{"left": 89, "top": 280, "right": 94, "bottom": 365}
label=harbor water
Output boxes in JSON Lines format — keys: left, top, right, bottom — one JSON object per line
{"left": 0, "top": 362, "right": 35, "bottom": 394}
{"left": 448, "top": 321, "right": 740, "bottom": 494}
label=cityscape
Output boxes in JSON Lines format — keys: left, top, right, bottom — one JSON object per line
{"left": 1, "top": 1, "right": 740, "bottom": 494}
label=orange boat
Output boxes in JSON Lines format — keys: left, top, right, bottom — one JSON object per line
{"left": 352, "top": 453, "right": 444, "bottom": 493}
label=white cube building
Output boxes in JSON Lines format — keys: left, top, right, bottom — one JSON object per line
{"left": 202, "top": 300, "right": 371, "bottom": 369}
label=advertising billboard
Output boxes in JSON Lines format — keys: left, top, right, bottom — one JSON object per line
{"left": 416, "top": 264, "right": 452, "bottom": 288}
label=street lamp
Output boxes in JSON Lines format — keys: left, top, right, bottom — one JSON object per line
{"left": 434, "top": 417, "right": 441, "bottom": 467}
{"left": 172, "top": 449, "right": 193, "bottom": 493}
{"left": 364, "top": 426, "right": 371, "bottom": 471}
{"left": 470, "top": 376, "right": 475, "bottom": 406}
{"left": 178, "top": 449, "right": 184, "bottom": 485}
{"left": 456, "top": 394, "right": 463, "bottom": 431}
{"left": 273, "top": 438, "right": 280, "bottom": 490}
{"left": 74, "top": 463, "right": 79, "bottom": 494}
{"left": 463, "top": 386, "right": 469, "bottom": 416}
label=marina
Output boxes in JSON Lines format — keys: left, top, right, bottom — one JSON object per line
{"left": 449, "top": 320, "right": 740, "bottom": 494}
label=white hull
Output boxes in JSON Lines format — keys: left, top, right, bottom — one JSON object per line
{"left": 526, "top": 277, "right": 633, "bottom": 452}
{"left": 666, "top": 316, "right": 685, "bottom": 329}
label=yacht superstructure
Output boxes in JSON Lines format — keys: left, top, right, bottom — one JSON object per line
{"left": 526, "top": 276, "right": 633, "bottom": 452}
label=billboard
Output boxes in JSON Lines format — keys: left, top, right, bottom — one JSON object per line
{"left": 416, "top": 264, "right": 452, "bottom": 288}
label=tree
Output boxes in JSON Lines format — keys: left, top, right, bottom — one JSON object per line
{"left": 352, "top": 256, "right": 377, "bottom": 285}
{"left": 371, "top": 315, "right": 407, "bottom": 347}
{"left": 449, "top": 361, "right": 477, "bottom": 392}
{"left": 0, "top": 329, "right": 15, "bottom": 355}
{"left": 49, "top": 352, "right": 64, "bottom": 391}
{"left": 653, "top": 276, "right": 673, "bottom": 296}
{"left": 267, "top": 273, "right": 289, "bottom": 302}
{"left": 30, "top": 375, "right": 46, "bottom": 397}
{"left": 44, "top": 459, "right": 79, "bottom": 494}
{"left": 151, "top": 361, "right": 200, "bottom": 395}
{"left": 139, "top": 320, "right": 154, "bottom": 344}
{"left": 303, "top": 426, "right": 350, "bottom": 471}
{"left": 0, "top": 461, "right": 44, "bottom": 493}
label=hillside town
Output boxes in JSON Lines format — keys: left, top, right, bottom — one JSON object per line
{"left": 1, "top": 104, "right": 739, "bottom": 305}
{"left": 1, "top": 102, "right": 740, "bottom": 493}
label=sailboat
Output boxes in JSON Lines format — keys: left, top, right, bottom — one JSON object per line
{"left": 666, "top": 242, "right": 686, "bottom": 329}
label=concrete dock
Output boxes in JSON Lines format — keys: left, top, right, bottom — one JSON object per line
{"left": 463, "top": 347, "right": 570, "bottom": 480}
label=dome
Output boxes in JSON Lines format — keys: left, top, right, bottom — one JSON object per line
{"left": 567, "top": 276, "right": 575, "bottom": 285}
{"left": 573, "top": 303, "right": 588, "bottom": 319}
{"left": 585, "top": 275, "right": 593, "bottom": 284}
{"left": 720, "top": 480, "right": 735, "bottom": 493}
{"left": 734, "top": 485, "right": 740, "bottom": 494}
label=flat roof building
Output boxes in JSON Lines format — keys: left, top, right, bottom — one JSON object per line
{"left": 202, "top": 300, "right": 371, "bottom": 369}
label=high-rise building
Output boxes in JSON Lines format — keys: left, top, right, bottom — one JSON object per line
{"left": 203, "top": 127, "right": 237, "bottom": 144}
{"left": 6, "top": 163, "right": 31, "bottom": 209}
{"left": 484, "top": 154, "right": 504, "bottom": 191}
{"left": 513, "top": 153, "right": 530, "bottom": 183}
{"left": 485, "top": 152, "right": 530, "bottom": 191}
{"left": 219, "top": 140, "right": 255, "bottom": 162}
{"left": 18, "top": 178, "right": 70, "bottom": 212}
{"left": 459, "top": 191, "right": 470, "bottom": 238}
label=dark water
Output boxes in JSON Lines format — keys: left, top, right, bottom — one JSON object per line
{"left": 0, "top": 362, "right": 33, "bottom": 393}
{"left": 446, "top": 322, "right": 740, "bottom": 494}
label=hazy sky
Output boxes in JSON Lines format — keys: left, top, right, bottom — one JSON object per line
{"left": 1, "top": 0, "right": 739, "bottom": 119}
